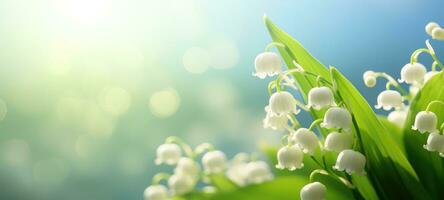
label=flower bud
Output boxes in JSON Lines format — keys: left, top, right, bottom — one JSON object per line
{"left": 168, "top": 174, "right": 195, "bottom": 195}
{"left": 375, "top": 90, "right": 403, "bottom": 111}
{"left": 300, "top": 182, "right": 327, "bottom": 200}
{"left": 245, "top": 161, "right": 274, "bottom": 184}
{"left": 202, "top": 150, "right": 227, "bottom": 174}
{"left": 263, "top": 106, "right": 288, "bottom": 130}
{"left": 269, "top": 91, "right": 299, "bottom": 116}
{"left": 412, "top": 111, "right": 438, "bottom": 134}
{"left": 155, "top": 143, "right": 182, "bottom": 165}
{"left": 144, "top": 185, "right": 169, "bottom": 200}
{"left": 321, "top": 107, "right": 352, "bottom": 131}
{"left": 333, "top": 149, "right": 366, "bottom": 176}
{"left": 363, "top": 70, "right": 377, "bottom": 87}
{"left": 423, "top": 133, "right": 444, "bottom": 157}
{"left": 399, "top": 63, "right": 427, "bottom": 84}
{"left": 387, "top": 110, "right": 407, "bottom": 128}
{"left": 276, "top": 145, "right": 304, "bottom": 171}
{"left": 432, "top": 28, "right": 444, "bottom": 41}
{"left": 424, "top": 71, "right": 439, "bottom": 83}
{"left": 426, "top": 22, "right": 440, "bottom": 36}
{"left": 174, "top": 157, "right": 200, "bottom": 180}
{"left": 290, "top": 128, "right": 319, "bottom": 155}
{"left": 324, "top": 132, "right": 353, "bottom": 152}
{"left": 253, "top": 52, "right": 282, "bottom": 79}
{"left": 307, "top": 87, "right": 335, "bottom": 110}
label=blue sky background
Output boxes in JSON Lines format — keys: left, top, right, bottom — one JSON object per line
{"left": 0, "top": 0, "right": 443, "bottom": 199}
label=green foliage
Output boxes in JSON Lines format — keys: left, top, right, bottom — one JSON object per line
{"left": 403, "top": 71, "right": 444, "bottom": 199}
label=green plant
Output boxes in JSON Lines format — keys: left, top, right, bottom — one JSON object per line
{"left": 144, "top": 18, "right": 444, "bottom": 200}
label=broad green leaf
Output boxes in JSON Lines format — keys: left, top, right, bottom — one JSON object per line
{"left": 208, "top": 174, "right": 238, "bottom": 192}
{"left": 330, "top": 67, "right": 430, "bottom": 199}
{"left": 264, "top": 16, "right": 378, "bottom": 199}
{"left": 403, "top": 71, "right": 444, "bottom": 199}
{"left": 379, "top": 116, "right": 405, "bottom": 153}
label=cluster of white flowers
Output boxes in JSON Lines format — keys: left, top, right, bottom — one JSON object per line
{"left": 254, "top": 46, "right": 367, "bottom": 200}
{"left": 362, "top": 22, "right": 444, "bottom": 130}
{"left": 411, "top": 101, "right": 444, "bottom": 157}
{"left": 144, "top": 138, "right": 273, "bottom": 200}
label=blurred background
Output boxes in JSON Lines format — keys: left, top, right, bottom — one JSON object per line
{"left": 1, "top": 0, "right": 444, "bottom": 199}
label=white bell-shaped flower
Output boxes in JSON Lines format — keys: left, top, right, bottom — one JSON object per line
{"left": 174, "top": 157, "right": 200, "bottom": 180}
{"left": 269, "top": 91, "right": 299, "bottom": 116}
{"left": 245, "top": 161, "right": 274, "bottom": 184}
{"left": 324, "top": 132, "right": 353, "bottom": 152}
{"left": 263, "top": 106, "right": 288, "bottom": 130}
{"left": 155, "top": 143, "right": 182, "bottom": 165}
{"left": 432, "top": 28, "right": 444, "bottom": 41}
{"left": 290, "top": 128, "right": 320, "bottom": 155}
{"left": 409, "top": 85, "right": 420, "bottom": 97}
{"left": 300, "top": 182, "right": 327, "bottom": 200}
{"left": 253, "top": 52, "right": 282, "bottom": 79}
{"left": 412, "top": 111, "right": 438, "bottom": 134}
{"left": 307, "top": 87, "right": 335, "bottom": 110}
{"left": 424, "top": 71, "right": 439, "bottom": 83}
{"left": 202, "top": 150, "right": 227, "bottom": 174}
{"left": 375, "top": 90, "right": 403, "bottom": 111}
{"left": 399, "top": 63, "right": 427, "bottom": 84}
{"left": 321, "top": 107, "right": 352, "bottom": 131}
{"left": 423, "top": 133, "right": 444, "bottom": 157}
{"left": 168, "top": 174, "right": 195, "bottom": 195}
{"left": 226, "top": 162, "right": 249, "bottom": 187}
{"left": 333, "top": 150, "right": 366, "bottom": 176}
{"left": 387, "top": 110, "right": 407, "bottom": 128}
{"left": 144, "top": 185, "right": 169, "bottom": 200}
{"left": 363, "top": 70, "right": 377, "bottom": 88}
{"left": 276, "top": 145, "right": 304, "bottom": 170}
{"left": 426, "top": 22, "right": 440, "bottom": 36}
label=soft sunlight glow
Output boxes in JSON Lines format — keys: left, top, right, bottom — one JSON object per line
{"left": 149, "top": 88, "right": 181, "bottom": 118}
{"left": 183, "top": 47, "right": 210, "bottom": 74}
{"left": 209, "top": 38, "right": 240, "bottom": 69}
{"left": 98, "top": 87, "right": 132, "bottom": 116}
{"left": 57, "top": 0, "right": 110, "bottom": 26}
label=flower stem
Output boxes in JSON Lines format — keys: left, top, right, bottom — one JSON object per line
{"left": 426, "top": 100, "right": 444, "bottom": 111}
{"left": 264, "top": 42, "right": 285, "bottom": 52}
{"left": 308, "top": 119, "right": 324, "bottom": 131}
{"left": 165, "top": 136, "right": 195, "bottom": 158}
{"left": 152, "top": 173, "right": 171, "bottom": 185}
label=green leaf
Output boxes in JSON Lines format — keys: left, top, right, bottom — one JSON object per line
{"left": 179, "top": 176, "right": 353, "bottom": 200}
{"left": 330, "top": 67, "right": 430, "bottom": 199}
{"left": 403, "top": 71, "right": 444, "bottom": 199}
{"left": 208, "top": 174, "right": 238, "bottom": 192}
{"left": 379, "top": 116, "right": 405, "bottom": 153}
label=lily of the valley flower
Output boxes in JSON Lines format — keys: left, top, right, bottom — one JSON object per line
{"left": 307, "top": 87, "right": 335, "bottom": 110}
{"left": 263, "top": 106, "right": 288, "bottom": 130}
{"left": 363, "top": 70, "right": 377, "bottom": 88}
{"left": 174, "top": 157, "right": 200, "bottom": 180}
{"left": 290, "top": 128, "right": 320, "bottom": 155}
{"left": 269, "top": 91, "right": 299, "bottom": 116}
{"left": 276, "top": 145, "right": 304, "bottom": 171}
{"left": 426, "top": 22, "right": 440, "bottom": 36}
{"left": 245, "top": 161, "right": 274, "bottom": 184}
{"left": 144, "top": 185, "right": 169, "bottom": 200}
{"left": 424, "top": 71, "right": 439, "bottom": 83}
{"left": 202, "top": 150, "right": 227, "bottom": 174}
{"left": 387, "top": 110, "right": 407, "bottom": 128}
{"left": 300, "top": 182, "right": 327, "bottom": 200}
{"left": 399, "top": 62, "right": 427, "bottom": 84}
{"left": 375, "top": 90, "right": 403, "bottom": 111}
{"left": 226, "top": 161, "right": 249, "bottom": 187}
{"left": 321, "top": 107, "right": 352, "bottom": 131}
{"left": 333, "top": 149, "right": 366, "bottom": 176}
{"left": 155, "top": 143, "right": 182, "bottom": 165}
{"left": 168, "top": 174, "right": 195, "bottom": 195}
{"left": 324, "top": 132, "right": 353, "bottom": 153}
{"left": 423, "top": 133, "right": 444, "bottom": 157}
{"left": 412, "top": 111, "right": 438, "bottom": 134}
{"left": 253, "top": 52, "right": 282, "bottom": 79}
{"left": 432, "top": 28, "right": 444, "bottom": 41}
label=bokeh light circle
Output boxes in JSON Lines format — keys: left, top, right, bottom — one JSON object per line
{"left": 182, "top": 47, "right": 210, "bottom": 74}
{"left": 149, "top": 88, "right": 181, "bottom": 118}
